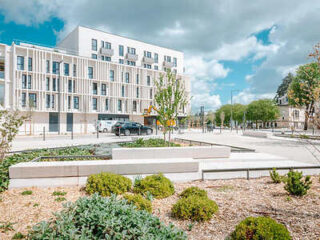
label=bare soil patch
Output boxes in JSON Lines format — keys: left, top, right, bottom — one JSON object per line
{"left": 0, "top": 177, "right": 319, "bottom": 240}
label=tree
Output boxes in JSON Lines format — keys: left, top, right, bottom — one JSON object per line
{"left": 274, "top": 73, "right": 294, "bottom": 102}
{"left": 232, "top": 104, "right": 247, "bottom": 125}
{"left": 0, "top": 110, "right": 26, "bottom": 161}
{"left": 154, "top": 70, "right": 189, "bottom": 144}
{"left": 215, "top": 104, "right": 246, "bottom": 126}
{"left": 247, "top": 99, "right": 279, "bottom": 127}
{"left": 288, "top": 62, "right": 320, "bottom": 130}
{"left": 215, "top": 104, "right": 232, "bottom": 126}
{"left": 206, "top": 111, "right": 215, "bottom": 125}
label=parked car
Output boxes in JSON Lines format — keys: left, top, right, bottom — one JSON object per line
{"left": 111, "top": 121, "right": 125, "bottom": 133}
{"left": 96, "top": 120, "right": 118, "bottom": 133}
{"left": 114, "top": 122, "right": 153, "bottom": 136}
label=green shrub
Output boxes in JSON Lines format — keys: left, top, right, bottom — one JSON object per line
{"left": 21, "top": 190, "right": 33, "bottom": 196}
{"left": 133, "top": 173, "right": 174, "bottom": 199}
{"left": 284, "top": 170, "right": 312, "bottom": 196}
{"left": 121, "top": 138, "right": 180, "bottom": 148}
{"left": 172, "top": 195, "right": 218, "bottom": 221}
{"left": 179, "top": 186, "right": 208, "bottom": 199}
{"left": 229, "top": 216, "right": 292, "bottom": 240}
{"left": 52, "top": 191, "right": 67, "bottom": 196}
{"left": 269, "top": 168, "right": 282, "bottom": 184}
{"left": 28, "top": 194, "right": 186, "bottom": 239}
{"left": 12, "top": 232, "right": 25, "bottom": 239}
{"left": 123, "top": 194, "right": 152, "bottom": 213}
{"left": 0, "top": 147, "right": 93, "bottom": 193}
{"left": 55, "top": 197, "right": 66, "bottom": 202}
{"left": 86, "top": 172, "right": 132, "bottom": 196}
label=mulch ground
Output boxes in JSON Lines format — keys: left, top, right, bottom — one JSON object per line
{"left": 0, "top": 176, "right": 319, "bottom": 240}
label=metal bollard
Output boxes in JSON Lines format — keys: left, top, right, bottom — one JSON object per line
{"left": 246, "top": 169, "right": 250, "bottom": 180}
{"left": 97, "top": 127, "right": 99, "bottom": 139}
{"left": 71, "top": 128, "right": 73, "bottom": 140}
{"left": 43, "top": 126, "right": 45, "bottom": 141}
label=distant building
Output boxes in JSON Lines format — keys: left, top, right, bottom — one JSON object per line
{"left": 276, "top": 95, "right": 305, "bottom": 129}
{"left": 0, "top": 26, "right": 191, "bottom": 135}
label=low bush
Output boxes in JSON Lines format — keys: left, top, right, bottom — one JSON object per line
{"left": 52, "top": 191, "right": 67, "bottom": 196}
{"left": 120, "top": 138, "right": 180, "bottom": 148}
{"left": 28, "top": 194, "right": 186, "bottom": 239}
{"left": 86, "top": 172, "right": 132, "bottom": 196}
{"left": 228, "top": 216, "right": 292, "bottom": 240}
{"left": 12, "top": 232, "right": 25, "bottom": 239}
{"left": 172, "top": 195, "right": 218, "bottom": 221}
{"left": 284, "top": 170, "right": 312, "bottom": 196}
{"left": 269, "top": 168, "right": 282, "bottom": 184}
{"left": 123, "top": 194, "right": 152, "bottom": 213}
{"left": 0, "top": 147, "right": 93, "bottom": 193}
{"left": 21, "top": 190, "right": 33, "bottom": 196}
{"left": 179, "top": 186, "right": 208, "bottom": 199}
{"left": 55, "top": 197, "right": 66, "bottom": 202}
{"left": 133, "top": 173, "right": 174, "bottom": 199}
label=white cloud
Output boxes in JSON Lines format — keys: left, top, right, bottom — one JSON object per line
{"left": 191, "top": 93, "right": 222, "bottom": 112}
{"left": 232, "top": 89, "right": 275, "bottom": 105}
{"left": 158, "top": 21, "right": 185, "bottom": 36}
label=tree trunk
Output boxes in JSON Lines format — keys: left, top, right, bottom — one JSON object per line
{"left": 168, "top": 130, "right": 171, "bottom": 147}
{"left": 304, "top": 111, "right": 309, "bottom": 130}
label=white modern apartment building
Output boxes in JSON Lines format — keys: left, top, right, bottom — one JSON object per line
{"left": 0, "top": 26, "right": 190, "bottom": 134}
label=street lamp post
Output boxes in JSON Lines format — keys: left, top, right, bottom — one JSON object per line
{"left": 230, "top": 90, "right": 239, "bottom": 131}
{"left": 200, "top": 106, "right": 204, "bottom": 133}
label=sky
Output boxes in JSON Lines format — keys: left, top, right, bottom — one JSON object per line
{"left": 0, "top": 0, "right": 319, "bottom": 113}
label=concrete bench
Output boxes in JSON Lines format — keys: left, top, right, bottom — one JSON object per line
{"left": 112, "top": 146, "right": 231, "bottom": 160}
{"left": 242, "top": 131, "right": 268, "bottom": 138}
{"left": 9, "top": 158, "right": 199, "bottom": 179}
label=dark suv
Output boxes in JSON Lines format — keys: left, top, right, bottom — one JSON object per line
{"left": 114, "top": 122, "right": 153, "bottom": 136}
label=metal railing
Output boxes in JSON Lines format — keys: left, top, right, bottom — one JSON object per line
{"left": 201, "top": 165, "right": 320, "bottom": 180}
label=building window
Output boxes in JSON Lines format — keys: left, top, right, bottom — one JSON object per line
{"left": 118, "top": 100, "right": 122, "bottom": 111}
{"left": 52, "top": 61, "right": 60, "bottom": 74}
{"left": 105, "top": 42, "right": 111, "bottom": 49}
{"left": 51, "top": 95, "right": 55, "bottom": 108}
{"left": 154, "top": 53, "right": 158, "bottom": 63}
{"left": 147, "top": 76, "right": 151, "bottom": 86}
{"left": 74, "top": 96, "right": 79, "bottom": 109}
{"left": 105, "top": 99, "right": 109, "bottom": 111}
{"left": 127, "top": 47, "right": 136, "bottom": 54}
{"left": 73, "top": 80, "right": 76, "bottom": 93}
{"left": 127, "top": 61, "right": 136, "bottom": 66}
{"left": 28, "top": 57, "right": 32, "bottom": 71}
{"left": 121, "top": 85, "right": 125, "bottom": 97}
{"left": 164, "top": 56, "right": 171, "bottom": 62}
{"left": 133, "top": 100, "right": 137, "bottom": 112}
{"left": 21, "top": 92, "right": 26, "bottom": 107}
{"left": 119, "top": 45, "right": 124, "bottom": 56}
{"left": 88, "top": 67, "right": 93, "bottom": 79}
{"left": 105, "top": 56, "right": 111, "bottom": 62}
{"left": 150, "top": 89, "right": 153, "bottom": 99}
{"left": 144, "top": 51, "right": 152, "bottom": 58}
{"left": 68, "top": 80, "right": 72, "bottom": 93}
{"left": 110, "top": 70, "right": 114, "bottom": 81}
{"left": 92, "top": 82, "right": 98, "bottom": 95}
{"left": 173, "top": 57, "right": 177, "bottom": 67}
{"left": 92, "top": 98, "right": 98, "bottom": 110}
{"left": 144, "top": 64, "right": 151, "bottom": 69}
{"left": 119, "top": 59, "right": 124, "bottom": 64}
{"left": 46, "top": 77, "right": 50, "bottom": 91}
{"left": 46, "top": 60, "right": 50, "bottom": 73}
{"left": 22, "top": 75, "right": 27, "bottom": 89}
{"left": 52, "top": 78, "right": 57, "bottom": 91}
{"left": 17, "top": 56, "right": 24, "bottom": 70}
{"left": 68, "top": 96, "right": 71, "bottom": 109}
{"left": 92, "top": 39, "right": 97, "bottom": 51}
{"left": 101, "top": 56, "right": 105, "bottom": 61}
{"left": 136, "top": 74, "right": 139, "bottom": 84}
{"left": 154, "top": 65, "right": 158, "bottom": 70}
{"left": 73, "top": 64, "right": 76, "bottom": 77}
{"left": 125, "top": 72, "right": 130, "bottom": 83}
{"left": 27, "top": 75, "right": 32, "bottom": 89}
{"left": 46, "top": 94, "right": 50, "bottom": 108}
{"left": 92, "top": 54, "right": 97, "bottom": 59}
{"left": 136, "top": 87, "right": 139, "bottom": 98}
{"left": 101, "top": 84, "right": 106, "bottom": 95}
{"left": 64, "top": 63, "right": 69, "bottom": 76}
{"left": 29, "top": 93, "right": 37, "bottom": 108}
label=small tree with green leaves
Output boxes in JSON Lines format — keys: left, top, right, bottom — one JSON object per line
{"left": 154, "top": 70, "right": 189, "bottom": 144}
{"left": 284, "top": 170, "right": 312, "bottom": 196}
{"left": 0, "top": 110, "right": 26, "bottom": 161}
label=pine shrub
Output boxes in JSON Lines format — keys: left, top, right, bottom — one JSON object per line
{"left": 229, "top": 216, "right": 292, "bottom": 240}
{"left": 123, "top": 194, "right": 152, "bottom": 213}
{"left": 284, "top": 170, "right": 312, "bottom": 196}
{"left": 86, "top": 172, "right": 132, "bottom": 196}
{"left": 179, "top": 186, "right": 208, "bottom": 199}
{"left": 172, "top": 195, "right": 218, "bottom": 221}
{"left": 133, "top": 173, "right": 174, "bottom": 199}
{"left": 269, "top": 168, "right": 282, "bottom": 184}
{"left": 28, "top": 194, "right": 186, "bottom": 239}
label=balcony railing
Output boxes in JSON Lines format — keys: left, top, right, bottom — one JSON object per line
{"left": 163, "top": 61, "right": 174, "bottom": 68}
{"left": 143, "top": 56, "right": 155, "bottom": 64}
{"left": 126, "top": 53, "right": 138, "bottom": 61}
{"left": 100, "top": 48, "right": 114, "bottom": 57}
{"left": 0, "top": 71, "right": 4, "bottom": 79}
